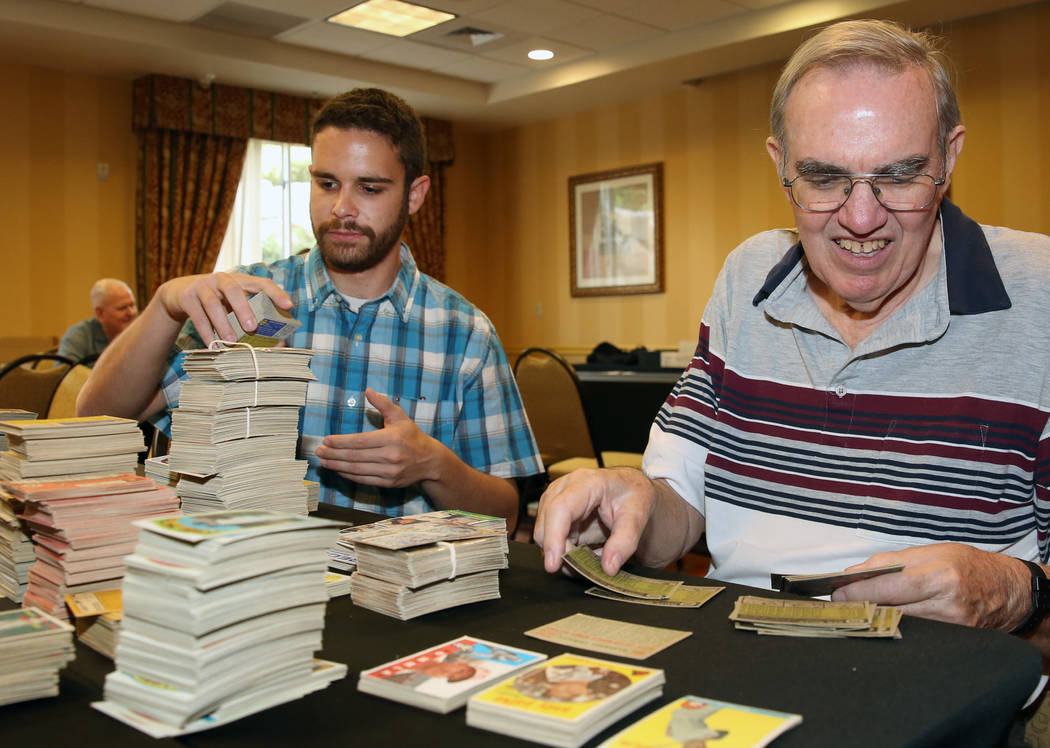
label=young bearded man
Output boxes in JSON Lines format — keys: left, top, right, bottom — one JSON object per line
{"left": 78, "top": 88, "right": 541, "bottom": 524}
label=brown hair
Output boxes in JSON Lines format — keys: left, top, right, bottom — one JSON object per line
{"left": 312, "top": 88, "right": 426, "bottom": 185}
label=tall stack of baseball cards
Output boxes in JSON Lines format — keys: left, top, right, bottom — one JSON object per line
{"left": 1, "top": 473, "right": 180, "bottom": 619}
{"left": 93, "top": 511, "right": 346, "bottom": 737}
{"left": 0, "top": 607, "right": 75, "bottom": 706}
{"left": 346, "top": 511, "right": 509, "bottom": 620}
{"left": 168, "top": 339, "right": 316, "bottom": 514}
{"left": 0, "top": 416, "right": 144, "bottom": 480}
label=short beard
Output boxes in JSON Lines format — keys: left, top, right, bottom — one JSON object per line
{"left": 316, "top": 198, "right": 409, "bottom": 274}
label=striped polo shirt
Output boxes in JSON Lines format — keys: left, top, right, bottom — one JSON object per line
{"left": 644, "top": 200, "right": 1050, "bottom": 588}
{"left": 158, "top": 244, "right": 542, "bottom": 514}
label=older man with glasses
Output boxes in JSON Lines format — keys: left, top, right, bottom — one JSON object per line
{"left": 535, "top": 19, "right": 1050, "bottom": 655}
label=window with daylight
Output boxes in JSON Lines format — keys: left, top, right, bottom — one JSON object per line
{"left": 214, "top": 139, "right": 314, "bottom": 271}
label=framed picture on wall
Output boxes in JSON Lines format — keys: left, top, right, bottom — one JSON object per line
{"left": 569, "top": 162, "right": 664, "bottom": 297}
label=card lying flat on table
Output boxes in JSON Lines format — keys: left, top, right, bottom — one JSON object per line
{"left": 525, "top": 613, "right": 690, "bottom": 660}
{"left": 598, "top": 694, "right": 802, "bottom": 748}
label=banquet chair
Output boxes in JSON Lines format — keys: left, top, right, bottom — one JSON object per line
{"left": 0, "top": 353, "right": 75, "bottom": 416}
{"left": 513, "top": 347, "right": 644, "bottom": 481}
{"left": 46, "top": 364, "right": 93, "bottom": 419}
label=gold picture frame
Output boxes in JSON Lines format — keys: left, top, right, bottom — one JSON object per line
{"left": 569, "top": 162, "right": 664, "bottom": 297}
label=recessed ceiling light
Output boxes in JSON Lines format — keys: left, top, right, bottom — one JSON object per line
{"left": 528, "top": 49, "right": 554, "bottom": 61}
{"left": 328, "top": 0, "right": 455, "bottom": 38}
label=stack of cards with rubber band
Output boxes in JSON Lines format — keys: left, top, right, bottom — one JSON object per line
{"left": 345, "top": 510, "right": 508, "bottom": 620}
{"left": 168, "top": 341, "right": 316, "bottom": 514}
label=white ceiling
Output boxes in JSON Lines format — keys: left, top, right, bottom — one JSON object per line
{"left": 0, "top": 0, "right": 1037, "bottom": 129}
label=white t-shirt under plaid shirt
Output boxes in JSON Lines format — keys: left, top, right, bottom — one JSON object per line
{"left": 156, "top": 244, "right": 542, "bottom": 514}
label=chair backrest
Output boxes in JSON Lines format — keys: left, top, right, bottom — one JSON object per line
{"left": 46, "top": 364, "right": 93, "bottom": 419}
{"left": 31, "top": 348, "right": 61, "bottom": 369}
{"left": 0, "top": 354, "right": 75, "bottom": 416}
{"left": 513, "top": 348, "right": 603, "bottom": 467}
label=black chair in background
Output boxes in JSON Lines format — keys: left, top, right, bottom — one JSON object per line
{"left": 512, "top": 348, "right": 643, "bottom": 536}
{"left": 0, "top": 353, "right": 75, "bottom": 416}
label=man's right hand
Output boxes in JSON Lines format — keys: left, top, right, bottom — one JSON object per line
{"left": 154, "top": 272, "right": 292, "bottom": 344}
{"left": 77, "top": 271, "right": 293, "bottom": 422}
{"left": 533, "top": 467, "right": 659, "bottom": 576}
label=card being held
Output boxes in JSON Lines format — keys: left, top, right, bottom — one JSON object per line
{"left": 562, "top": 546, "right": 682, "bottom": 600}
{"left": 771, "top": 564, "right": 904, "bottom": 597}
{"left": 227, "top": 293, "right": 300, "bottom": 347}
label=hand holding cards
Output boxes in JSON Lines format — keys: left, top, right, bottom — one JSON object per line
{"left": 226, "top": 293, "right": 300, "bottom": 347}
{"left": 771, "top": 564, "right": 904, "bottom": 597}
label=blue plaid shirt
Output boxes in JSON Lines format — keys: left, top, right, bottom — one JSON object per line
{"left": 157, "top": 245, "right": 541, "bottom": 514}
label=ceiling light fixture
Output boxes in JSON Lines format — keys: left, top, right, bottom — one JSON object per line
{"left": 528, "top": 49, "right": 554, "bottom": 61}
{"left": 328, "top": 0, "right": 455, "bottom": 38}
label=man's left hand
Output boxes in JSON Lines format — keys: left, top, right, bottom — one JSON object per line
{"left": 315, "top": 388, "right": 445, "bottom": 487}
{"left": 831, "top": 543, "right": 1032, "bottom": 631}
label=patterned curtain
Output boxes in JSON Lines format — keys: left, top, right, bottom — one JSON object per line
{"left": 404, "top": 117, "right": 455, "bottom": 282}
{"left": 135, "top": 130, "right": 247, "bottom": 299}
{"left": 132, "top": 74, "right": 325, "bottom": 300}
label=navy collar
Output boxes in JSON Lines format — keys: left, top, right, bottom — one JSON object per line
{"left": 751, "top": 198, "right": 1011, "bottom": 315}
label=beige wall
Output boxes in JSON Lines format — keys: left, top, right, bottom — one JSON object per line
{"left": 1, "top": 63, "right": 136, "bottom": 342}
{"left": 445, "top": 2, "right": 1050, "bottom": 360}
{"left": 6, "top": 2, "right": 1050, "bottom": 356}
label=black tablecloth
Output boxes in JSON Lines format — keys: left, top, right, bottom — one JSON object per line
{"left": 1, "top": 506, "right": 1042, "bottom": 747}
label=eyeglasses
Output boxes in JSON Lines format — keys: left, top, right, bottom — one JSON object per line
{"left": 781, "top": 173, "right": 945, "bottom": 213}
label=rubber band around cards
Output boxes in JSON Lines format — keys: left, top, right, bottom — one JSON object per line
{"left": 436, "top": 541, "right": 457, "bottom": 579}
{"left": 207, "top": 340, "right": 262, "bottom": 403}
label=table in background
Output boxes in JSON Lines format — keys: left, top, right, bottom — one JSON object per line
{"left": 1, "top": 505, "right": 1042, "bottom": 747}
{"left": 573, "top": 368, "right": 680, "bottom": 453}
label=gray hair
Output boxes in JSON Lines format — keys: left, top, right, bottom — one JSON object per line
{"left": 769, "top": 19, "right": 961, "bottom": 169}
{"left": 90, "top": 278, "right": 133, "bottom": 308}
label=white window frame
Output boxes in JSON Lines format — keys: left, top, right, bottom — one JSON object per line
{"left": 215, "top": 138, "right": 312, "bottom": 271}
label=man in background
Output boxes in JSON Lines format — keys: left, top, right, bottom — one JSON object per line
{"left": 535, "top": 19, "right": 1050, "bottom": 654}
{"left": 58, "top": 278, "right": 138, "bottom": 363}
{"left": 78, "top": 88, "right": 541, "bottom": 525}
